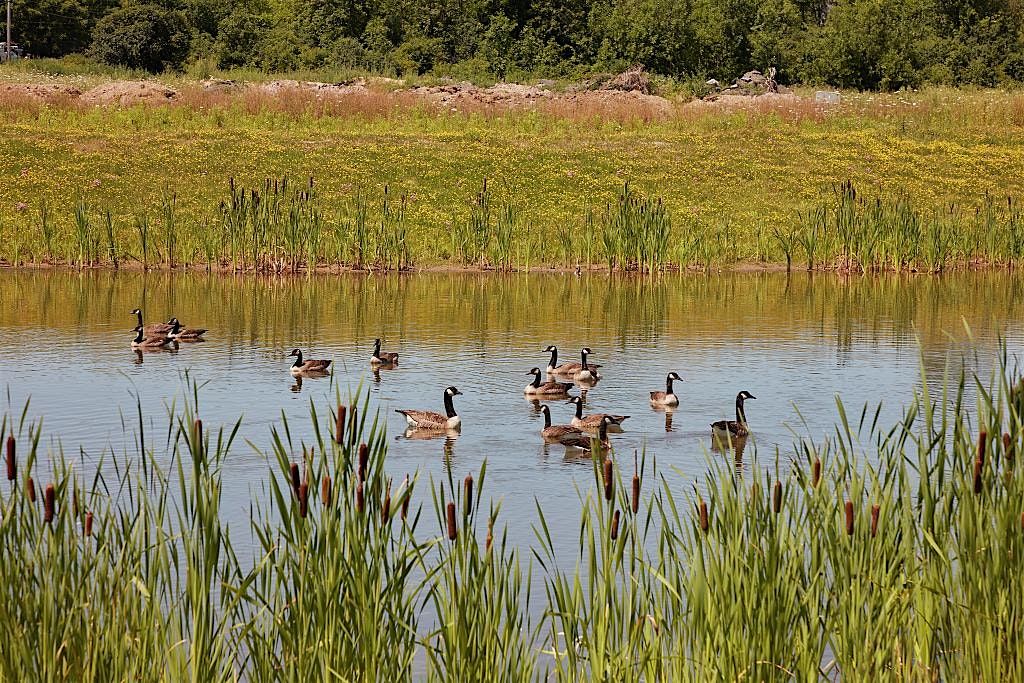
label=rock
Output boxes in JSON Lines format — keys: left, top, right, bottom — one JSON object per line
{"left": 815, "top": 90, "right": 841, "bottom": 105}
{"left": 80, "top": 81, "right": 177, "bottom": 106}
{"left": 200, "top": 78, "right": 236, "bottom": 92}
{"left": 739, "top": 70, "right": 766, "bottom": 85}
{"left": 0, "top": 83, "right": 81, "bottom": 102}
{"left": 602, "top": 65, "right": 653, "bottom": 94}
{"left": 705, "top": 78, "right": 720, "bottom": 88}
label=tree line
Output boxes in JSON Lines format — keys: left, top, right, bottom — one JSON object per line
{"left": 10, "top": 0, "right": 1024, "bottom": 90}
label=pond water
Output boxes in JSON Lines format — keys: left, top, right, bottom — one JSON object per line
{"left": 1, "top": 269, "right": 1022, "bottom": 558}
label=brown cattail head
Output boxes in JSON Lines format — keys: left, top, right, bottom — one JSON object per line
{"left": 870, "top": 504, "right": 880, "bottom": 538}
{"left": 358, "top": 443, "right": 369, "bottom": 483}
{"left": 84, "top": 511, "right": 94, "bottom": 537}
{"left": 446, "top": 501, "right": 457, "bottom": 541}
{"left": 401, "top": 475, "right": 411, "bottom": 521}
{"left": 977, "top": 431, "right": 987, "bottom": 469}
{"left": 321, "top": 475, "right": 332, "bottom": 507}
{"left": 289, "top": 463, "right": 301, "bottom": 499}
{"left": 812, "top": 459, "right": 821, "bottom": 488}
{"left": 27, "top": 476, "right": 36, "bottom": 503}
{"left": 356, "top": 482, "right": 365, "bottom": 513}
{"left": 5, "top": 435, "right": 14, "bottom": 481}
{"left": 631, "top": 473, "right": 641, "bottom": 514}
{"left": 1004, "top": 432, "right": 1014, "bottom": 467}
{"left": 844, "top": 500, "right": 855, "bottom": 536}
{"left": 773, "top": 481, "right": 782, "bottom": 514}
{"left": 298, "top": 481, "right": 309, "bottom": 519}
{"left": 698, "top": 500, "right": 709, "bottom": 532}
{"left": 193, "top": 419, "right": 203, "bottom": 447}
{"left": 382, "top": 480, "right": 392, "bottom": 523}
{"left": 973, "top": 456, "right": 984, "bottom": 495}
{"left": 611, "top": 510, "right": 621, "bottom": 540}
{"left": 463, "top": 473, "right": 474, "bottom": 517}
{"left": 335, "top": 404, "right": 346, "bottom": 445}
{"left": 43, "top": 484, "right": 55, "bottom": 524}
{"left": 603, "top": 458, "right": 614, "bottom": 502}
{"left": 348, "top": 404, "right": 358, "bottom": 441}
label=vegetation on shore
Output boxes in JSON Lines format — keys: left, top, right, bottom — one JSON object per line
{"left": 2, "top": 348, "right": 1023, "bottom": 679}
{"left": 2, "top": 84, "right": 1024, "bottom": 273}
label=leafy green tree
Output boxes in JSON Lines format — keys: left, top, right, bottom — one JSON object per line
{"left": 12, "top": 0, "right": 90, "bottom": 56}
{"left": 215, "top": 8, "right": 270, "bottom": 67}
{"left": 89, "top": 3, "right": 191, "bottom": 71}
{"left": 481, "top": 13, "right": 516, "bottom": 79}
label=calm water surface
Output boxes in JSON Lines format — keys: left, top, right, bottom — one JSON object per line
{"left": 1, "top": 270, "right": 1023, "bottom": 558}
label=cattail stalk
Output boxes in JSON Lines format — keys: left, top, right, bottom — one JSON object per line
{"left": 382, "top": 479, "right": 392, "bottom": 523}
{"left": 43, "top": 484, "right": 55, "bottom": 524}
{"left": 1004, "top": 432, "right": 1014, "bottom": 468}
{"left": 973, "top": 456, "right": 984, "bottom": 495}
{"left": 772, "top": 481, "right": 782, "bottom": 514}
{"left": 289, "top": 463, "right": 301, "bottom": 499}
{"left": 27, "top": 476, "right": 36, "bottom": 503}
{"left": 870, "top": 504, "right": 880, "bottom": 538}
{"left": 401, "top": 475, "right": 411, "bottom": 521}
{"left": 611, "top": 510, "right": 620, "bottom": 540}
{"left": 698, "top": 500, "right": 709, "bottom": 532}
{"left": 603, "top": 458, "right": 614, "bottom": 502}
{"left": 446, "top": 501, "right": 457, "bottom": 541}
{"left": 631, "top": 473, "right": 640, "bottom": 514}
{"left": 193, "top": 419, "right": 203, "bottom": 448}
{"left": 356, "top": 482, "right": 364, "bottom": 514}
{"left": 463, "top": 473, "right": 474, "bottom": 517}
{"left": 335, "top": 404, "right": 346, "bottom": 445}
{"left": 5, "top": 435, "right": 14, "bottom": 481}
{"left": 977, "top": 431, "right": 987, "bottom": 469}
{"left": 812, "top": 459, "right": 821, "bottom": 488}
{"left": 84, "top": 511, "right": 93, "bottom": 537}
{"left": 321, "top": 475, "right": 332, "bottom": 507}
{"left": 358, "top": 443, "right": 369, "bottom": 483}
{"left": 348, "top": 404, "right": 358, "bottom": 443}
{"left": 844, "top": 500, "right": 855, "bottom": 536}
{"left": 298, "top": 482, "right": 309, "bottom": 518}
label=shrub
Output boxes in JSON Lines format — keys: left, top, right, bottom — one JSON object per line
{"left": 393, "top": 36, "right": 443, "bottom": 75}
{"left": 89, "top": 4, "right": 191, "bottom": 72}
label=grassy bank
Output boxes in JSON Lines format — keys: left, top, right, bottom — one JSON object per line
{"left": 2, "top": 347, "right": 1023, "bottom": 679}
{"left": 2, "top": 74, "right": 1024, "bottom": 271}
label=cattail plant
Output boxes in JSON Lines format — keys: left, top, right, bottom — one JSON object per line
{"left": 289, "top": 463, "right": 301, "bottom": 499}
{"left": 358, "top": 443, "right": 369, "bottom": 483}
{"left": 772, "top": 481, "right": 782, "bottom": 514}
{"left": 381, "top": 480, "right": 391, "bottom": 523}
{"left": 356, "top": 482, "right": 364, "bottom": 514}
{"left": 401, "top": 475, "right": 411, "bottom": 521}
{"left": 698, "top": 499, "right": 709, "bottom": 533}
{"left": 335, "top": 405, "right": 346, "bottom": 444}
{"left": 812, "top": 458, "right": 821, "bottom": 487}
{"left": 5, "top": 435, "right": 14, "bottom": 481}
{"left": 631, "top": 469, "right": 640, "bottom": 515}
{"left": 844, "top": 500, "right": 855, "bottom": 535}
{"left": 321, "top": 475, "right": 332, "bottom": 507}
{"left": 446, "top": 501, "right": 457, "bottom": 540}
{"left": 870, "top": 504, "right": 880, "bottom": 537}
{"left": 463, "top": 473, "right": 474, "bottom": 517}
{"left": 27, "top": 476, "right": 36, "bottom": 503}
{"left": 84, "top": 510, "right": 93, "bottom": 537}
{"left": 298, "top": 481, "right": 309, "bottom": 518}
{"left": 610, "top": 510, "right": 620, "bottom": 540}
{"left": 1003, "top": 432, "right": 1013, "bottom": 467}
{"left": 603, "top": 458, "right": 614, "bottom": 502}
{"left": 43, "top": 484, "right": 55, "bottom": 524}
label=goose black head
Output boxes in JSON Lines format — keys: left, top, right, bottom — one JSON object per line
{"left": 667, "top": 372, "right": 683, "bottom": 382}
{"left": 569, "top": 396, "right": 582, "bottom": 405}
{"left": 445, "top": 386, "right": 462, "bottom": 397}
{"left": 738, "top": 390, "right": 756, "bottom": 401}
{"left": 543, "top": 345, "right": 557, "bottom": 353}
{"left": 130, "top": 308, "right": 142, "bottom": 315}
{"left": 288, "top": 349, "right": 301, "bottom": 357}
{"left": 527, "top": 367, "right": 542, "bottom": 376}
{"left": 581, "top": 347, "right": 593, "bottom": 355}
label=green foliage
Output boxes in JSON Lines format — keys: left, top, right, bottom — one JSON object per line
{"left": 88, "top": 3, "right": 190, "bottom": 72}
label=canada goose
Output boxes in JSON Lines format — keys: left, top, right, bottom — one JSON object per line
{"left": 131, "top": 308, "right": 172, "bottom": 336}
{"left": 650, "top": 372, "right": 683, "bottom": 407}
{"left": 538, "top": 404, "right": 584, "bottom": 442}
{"left": 167, "top": 318, "right": 207, "bottom": 341}
{"left": 545, "top": 345, "right": 603, "bottom": 376}
{"left": 371, "top": 338, "right": 399, "bottom": 366}
{"left": 560, "top": 415, "right": 615, "bottom": 451}
{"left": 396, "top": 386, "right": 462, "bottom": 431}
{"left": 568, "top": 396, "right": 629, "bottom": 432}
{"left": 288, "top": 349, "right": 332, "bottom": 375}
{"left": 711, "top": 391, "right": 757, "bottom": 439}
{"left": 573, "top": 348, "right": 602, "bottom": 382}
{"left": 525, "top": 367, "right": 573, "bottom": 396}
{"left": 131, "top": 325, "right": 173, "bottom": 349}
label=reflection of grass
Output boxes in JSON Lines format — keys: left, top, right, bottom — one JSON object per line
{"left": 2, "top": 348, "right": 1023, "bottom": 678}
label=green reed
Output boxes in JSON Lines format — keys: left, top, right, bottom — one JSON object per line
{"left": 2, "top": 345, "right": 1024, "bottom": 679}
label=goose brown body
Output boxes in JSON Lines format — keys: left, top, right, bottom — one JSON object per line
{"left": 288, "top": 349, "right": 332, "bottom": 375}
{"left": 544, "top": 345, "right": 602, "bottom": 376}
{"left": 168, "top": 318, "right": 207, "bottom": 341}
{"left": 131, "top": 308, "right": 172, "bottom": 336}
{"left": 396, "top": 386, "right": 462, "bottom": 431}
{"left": 131, "top": 325, "right": 173, "bottom": 349}
{"left": 569, "top": 396, "right": 629, "bottom": 431}
{"left": 539, "top": 404, "right": 584, "bottom": 442}
{"left": 560, "top": 415, "right": 615, "bottom": 451}
{"left": 371, "top": 338, "right": 399, "bottom": 366}
{"left": 525, "top": 367, "right": 573, "bottom": 396}
{"left": 650, "top": 372, "right": 683, "bottom": 407}
{"left": 712, "top": 391, "right": 756, "bottom": 439}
